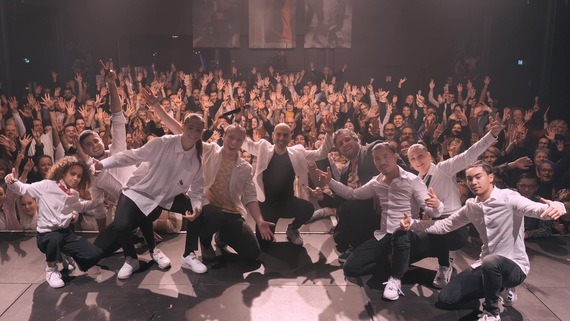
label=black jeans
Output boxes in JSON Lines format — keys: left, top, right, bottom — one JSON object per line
{"left": 391, "top": 226, "right": 469, "bottom": 274}
{"left": 343, "top": 234, "right": 400, "bottom": 278}
{"left": 258, "top": 197, "right": 313, "bottom": 247}
{"left": 437, "top": 254, "right": 526, "bottom": 316}
{"left": 200, "top": 204, "right": 260, "bottom": 260}
{"left": 333, "top": 199, "right": 380, "bottom": 252}
{"left": 37, "top": 229, "right": 103, "bottom": 271}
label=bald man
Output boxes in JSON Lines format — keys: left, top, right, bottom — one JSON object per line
{"left": 242, "top": 119, "right": 334, "bottom": 247}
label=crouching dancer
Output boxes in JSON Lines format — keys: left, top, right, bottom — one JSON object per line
{"left": 5, "top": 156, "right": 104, "bottom": 288}
{"left": 400, "top": 161, "right": 565, "bottom": 321}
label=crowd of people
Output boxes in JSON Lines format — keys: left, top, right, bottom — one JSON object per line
{"left": 0, "top": 58, "right": 569, "bottom": 321}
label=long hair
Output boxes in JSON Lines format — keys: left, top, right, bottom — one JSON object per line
{"left": 183, "top": 113, "right": 205, "bottom": 165}
{"left": 46, "top": 156, "right": 92, "bottom": 193}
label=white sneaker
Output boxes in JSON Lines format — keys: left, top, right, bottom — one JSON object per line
{"left": 382, "top": 276, "right": 403, "bottom": 300}
{"left": 118, "top": 256, "right": 140, "bottom": 279}
{"left": 46, "top": 266, "right": 65, "bottom": 288}
{"left": 61, "top": 253, "right": 76, "bottom": 273}
{"left": 151, "top": 249, "right": 171, "bottom": 269}
{"left": 307, "top": 208, "right": 334, "bottom": 223}
{"left": 286, "top": 224, "right": 303, "bottom": 245}
{"left": 501, "top": 288, "right": 517, "bottom": 307}
{"left": 478, "top": 311, "right": 501, "bottom": 321}
{"left": 433, "top": 265, "right": 452, "bottom": 289}
{"left": 181, "top": 252, "right": 207, "bottom": 274}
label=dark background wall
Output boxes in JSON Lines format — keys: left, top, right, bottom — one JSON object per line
{"left": 0, "top": 0, "right": 568, "bottom": 121}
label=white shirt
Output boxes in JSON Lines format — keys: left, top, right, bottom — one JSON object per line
{"left": 101, "top": 135, "right": 204, "bottom": 215}
{"left": 202, "top": 143, "right": 258, "bottom": 216}
{"left": 328, "top": 166, "right": 444, "bottom": 240}
{"left": 88, "top": 113, "right": 135, "bottom": 220}
{"left": 423, "top": 131, "right": 497, "bottom": 217}
{"left": 27, "top": 130, "right": 55, "bottom": 161}
{"left": 5, "top": 177, "right": 101, "bottom": 233}
{"left": 242, "top": 133, "right": 334, "bottom": 202}
{"left": 410, "top": 187, "right": 566, "bottom": 275}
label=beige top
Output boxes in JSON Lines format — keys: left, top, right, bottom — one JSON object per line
{"left": 207, "top": 157, "right": 240, "bottom": 214}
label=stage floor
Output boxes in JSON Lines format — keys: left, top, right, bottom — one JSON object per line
{"left": 1, "top": 218, "right": 569, "bottom": 321}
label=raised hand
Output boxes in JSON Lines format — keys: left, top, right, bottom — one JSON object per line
{"left": 140, "top": 87, "right": 160, "bottom": 108}
{"left": 400, "top": 213, "right": 412, "bottom": 231}
{"left": 5, "top": 168, "right": 18, "bottom": 184}
{"left": 539, "top": 198, "right": 565, "bottom": 220}
{"left": 398, "top": 77, "right": 407, "bottom": 87}
{"left": 23, "top": 158, "right": 35, "bottom": 173}
{"left": 488, "top": 115, "right": 504, "bottom": 138}
{"left": 315, "top": 167, "right": 332, "bottom": 185}
{"left": 425, "top": 187, "right": 440, "bottom": 209}
{"left": 19, "top": 134, "right": 33, "bottom": 148}
{"left": 511, "top": 156, "right": 533, "bottom": 170}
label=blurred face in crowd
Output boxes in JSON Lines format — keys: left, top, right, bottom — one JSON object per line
{"left": 399, "top": 140, "right": 411, "bottom": 158}
{"left": 302, "top": 85, "right": 310, "bottom": 96}
{"left": 534, "top": 151, "right": 549, "bottom": 166}
{"left": 401, "top": 127, "right": 415, "bottom": 140}
{"left": 537, "top": 137, "right": 550, "bottom": 149}
{"left": 405, "top": 95, "right": 414, "bottom": 105}
{"left": 513, "top": 109, "right": 523, "bottom": 123}
{"left": 251, "top": 117, "right": 259, "bottom": 128}
{"left": 517, "top": 177, "right": 539, "bottom": 199}
{"left": 445, "top": 93, "right": 455, "bottom": 104}
{"left": 160, "top": 98, "right": 170, "bottom": 110}
{"left": 329, "top": 150, "right": 340, "bottom": 163}
{"left": 210, "top": 92, "right": 218, "bottom": 102}
{"left": 4, "top": 124, "right": 17, "bottom": 139}
{"left": 448, "top": 138, "right": 462, "bottom": 157}
{"left": 372, "top": 144, "right": 399, "bottom": 176}
{"left": 393, "top": 115, "right": 404, "bottom": 128}
{"left": 285, "top": 117, "right": 296, "bottom": 129}
{"left": 63, "top": 89, "right": 73, "bottom": 100}
{"left": 335, "top": 132, "right": 359, "bottom": 160}
{"left": 538, "top": 162, "right": 554, "bottom": 183}
{"left": 295, "top": 134, "right": 306, "bottom": 147}
{"left": 192, "top": 89, "right": 201, "bottom": 100}
{"left": 344, "top": 121, "right": 354, "bottom": 132}
{"left": 200, "top": 95, "right": 210, "bottom": 107}
{"left": 241, "top": 151, "right": 252, "bottom": 164}
{"left": 483, "top": 150, "right": 498, "bottom": 166}
{"left": 0, "top": 187, "right": 5, "bottom": 205}
{"left": 84, "top": 100, "right": 95, "bottom": 111}
{"left": 126, "top": 133, "right": 134, "bottom": 149}
{"left": 20, "top": 196, "right": 38, "bottom": 218}
{"left": 64, "top": 125, "right": 78, "bottom": 141}
{"left": 451, "top": 123, "right": 462, "bottom": 136}
{"left": 383, "top": 123, "right": 397, "bottom": 140}
{"left": 457, "top": 180, "right": 470, "bottom": 205}
{"left": 38, "top": 156, "right": 53, "bottom": 177}
{"left": 402, "top": 106, "right": 411, "bottom": 118}
{"left": 75, "top": 119, "right": 85, "bottom": 133}
{"left": 33, "top": 120, "right": 44, "bottom": 134}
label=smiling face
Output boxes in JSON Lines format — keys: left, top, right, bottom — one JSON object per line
{"left": 222, "top": 126, "right": 246, "bottom": 155}
{"left": 408, "top": 146, "right": 431, "bottom": 175}
{"left": 272, "top": 124, "right": 292, "bottom": 150}
{"left": 335, "top": 132, "right": 359, "bottom": 160}
{"left": 182, "top": 116, "right": 205, "bottom": 146}
{"left": 81, "top": 133, "right": 106, "bottom": 159}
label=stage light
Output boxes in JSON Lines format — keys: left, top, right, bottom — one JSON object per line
{"left": 172, "top": 35, "right": 179, "bottom": 39}
{"left": 23, "top": 58, "right": 30, "bottom": 64}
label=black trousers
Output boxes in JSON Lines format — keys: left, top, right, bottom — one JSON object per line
{"left": 437, "top": 255, "right": 526, "bottom": 316}
{"left": 200, "top": 204, "right": 260, "bottom": 260}
{"left": 333, "top": 199, "right": 380, "bottom": 252}
{"left": 391, "top": 226, "right": 469, "bottom": 270}
{"left": 37, "top": 228, "right": 103, "bottom": 271}
{"left": 258, "top": 197, "right": 313, "bottom": 247}
{"left": 96, "top": 193, "right": 202, "bottom": 259}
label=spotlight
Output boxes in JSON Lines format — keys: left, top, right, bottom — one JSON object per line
{"left": 172, "top": 35, "right": 179, "bottom": 39}
{"left": 23, "top": 58, "right": 30, "bottom": 64}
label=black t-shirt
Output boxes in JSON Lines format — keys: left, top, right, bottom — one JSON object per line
{"left": 262, "top": 151, "right": 295, "bottom": 203}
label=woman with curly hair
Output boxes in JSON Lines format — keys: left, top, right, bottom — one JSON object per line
{"left": 4, "top": 156, "right": 104, "bottom": 288}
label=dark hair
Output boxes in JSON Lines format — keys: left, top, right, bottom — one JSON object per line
{"left": 518, "top": 172, "right": 539, "bottom": 184}
{"left": 78, "top": 130, "right": 98, "bottom": 148}
{"left": 63, "top": 123, "right": 76, "bottom": 132}
{"left": 371, "top": 141, "right": 397, "bottom": 154}
{"left": 46, "top": 156, "right": 91, "bottom": 193}
{"left": 183, "top": 113, "right": 205, "bottom": 165}
{"left": 466, "top": 161, "right": 494, "bottom": 175}
{"left": 537, "top": 159, "right": 555, "bottom": 172}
